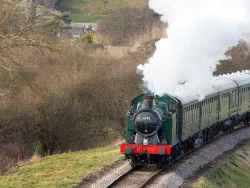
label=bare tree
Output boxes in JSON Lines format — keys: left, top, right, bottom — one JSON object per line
{"left": 97, "top": 7, "right": 165, "bottom": 46}
{"left": 0, "top": 1, "right": 58, "bottom": 96}
{"left": 215, "top": 40, "right": 250, "bottom": 75}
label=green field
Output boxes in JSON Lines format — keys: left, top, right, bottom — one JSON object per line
{"left": 194, "top": 140, "right": 250, "bottom": 188}
{"left": 69, "top": 14, "right": 106, "bottom": 23}
{"left": 58, "top": 0, "right": 147, "bottom": 14}
{"left": 0, "top": 146, "right": 121, "bottom": 188}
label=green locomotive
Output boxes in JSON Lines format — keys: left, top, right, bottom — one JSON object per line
{"left": 120, "top": 73, "right": 250, "bottom": 168}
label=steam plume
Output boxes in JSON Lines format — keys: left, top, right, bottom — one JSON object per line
{"left": 139, "top": 0, "right": 250, "bottom": 95}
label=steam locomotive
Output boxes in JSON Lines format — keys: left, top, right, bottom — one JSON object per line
{"left": 120, "top": 72, "right": 250, "bottom": 168}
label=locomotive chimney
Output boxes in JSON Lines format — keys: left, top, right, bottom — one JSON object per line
{"left": 143, "top": 96, "right": 154, "bottom": 109}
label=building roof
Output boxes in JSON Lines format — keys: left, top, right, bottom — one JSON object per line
{"left": 68, "top": 28, "right": 84, "bottom": 36}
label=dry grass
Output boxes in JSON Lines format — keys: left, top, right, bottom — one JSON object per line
{"left": 194, "top": 141, "right": 250, "bottom": 188}
{"left": 0, "top": 146, "right": 121, "bottom": 188}
{"left": 105, "top": 46, "right": 130, "bottom": 59}
{"left": 128, "top": 22, "right": 167, "bottom": 47}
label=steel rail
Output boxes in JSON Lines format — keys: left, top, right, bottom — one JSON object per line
{"left": 105, "top": 168, "right": 135, "bottom": 188}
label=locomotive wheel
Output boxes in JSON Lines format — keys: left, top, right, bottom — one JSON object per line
{"left": 189, "top": 137, "right": 195, "bottom": 150}
{"left": 157, "top": 156, "right": 170, "bottom": 169}
{"left": 183, "top": 142, "right": 188, "bottom": 153}
{"left": 208, "top": 127, "right": 214, "bottom": 140}
{"left": 245, "top": 113, "right": 250, "bottom": 126}
{"left": 129, "top": 157, "right": 146, "bottom": 169}
{"left": 215, "top": 124, "right": 220, "bottom": 135}
{"left": 130, "top": 160, "right": 142, "bottom": 169}
{"left": 203, "top": 129, "right": 208, "bottom": 142}
{"left": 230, "top": 125, "right": 235, "bottom": 132}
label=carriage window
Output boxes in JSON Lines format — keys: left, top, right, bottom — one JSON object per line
{"left": 186, "top": 109, "right": 188, "bottom": 122}
{"left": 172, "top": 103, "right": 176, "bottom": 110}
{"left": 240, "top": 92, "right": 242, "bottom": 104}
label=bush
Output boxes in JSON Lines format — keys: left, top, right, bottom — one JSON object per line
{"left": 215, "top": 41, "right": 250, "bottom": 75}
{"left": 96, "top": 7, "right": 166, "bottom": 46}
{"left": 80, "top": 33, "right": 94, "bottom": 43}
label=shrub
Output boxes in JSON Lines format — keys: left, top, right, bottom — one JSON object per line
{"left": 96, "top": 7, "right": 166, "bottom": 46}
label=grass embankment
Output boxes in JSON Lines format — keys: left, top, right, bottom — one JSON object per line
{"left": 59, "top": 0, "right": 147, "bottom": 22}
{"left": 0, "top": 146, "right": 121, "bottom": 188}
{"left": 194, "top": 140, "right": 250, "bottom": 188}
{"left": 59, "top": 0, "right": 147, "bottom": 14}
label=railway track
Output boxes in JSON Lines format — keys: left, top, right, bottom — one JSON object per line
{"left": 106, "top": 166, "right": 162, "bottom": 188}
{"left": 104, "top": 123, "right": 248, "bottom": 188}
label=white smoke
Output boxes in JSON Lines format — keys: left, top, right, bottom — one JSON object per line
{"left": 139, "top": 0, "right": 250, "bottom": 95}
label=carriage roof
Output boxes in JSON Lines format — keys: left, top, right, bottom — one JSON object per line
{"left": 173, "top": 71, "right": 250, "bottom": 105}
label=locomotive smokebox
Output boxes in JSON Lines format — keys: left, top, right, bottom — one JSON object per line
{"left": 143, "top": 96, "right": 154, "bottom": 109}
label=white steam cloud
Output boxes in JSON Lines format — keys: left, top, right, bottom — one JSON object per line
{"left": 139, "top": 0, "right": 250, "bottom": 95}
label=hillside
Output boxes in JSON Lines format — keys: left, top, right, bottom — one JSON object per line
{"left": 193, "top": 140, "right": 250, "bottom": 188}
